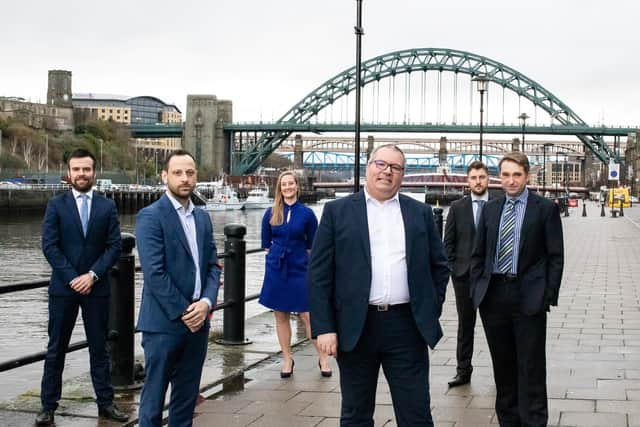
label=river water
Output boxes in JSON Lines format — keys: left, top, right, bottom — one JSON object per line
{"left": 0, "top": 194, "right": 441, "bottom": 402}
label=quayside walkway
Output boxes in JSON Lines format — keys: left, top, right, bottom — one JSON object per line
{"left": 1, "top": 202, "right": 639, "bottom": 426}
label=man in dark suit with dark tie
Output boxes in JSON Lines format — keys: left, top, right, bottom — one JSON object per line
{"left": 37, "top": 148, "right": 128, "bottom": 426}
{"left": 470, "top": 152, "right": 564, "bottom": 426}
{"left": 443, "top": 160, "right": 489, "bottom": 387}
{"left": 309, "top": 144, "right": 450, "bottom": 427}
{"left": 136, "top": 150, "right": 221, "bottom": 427}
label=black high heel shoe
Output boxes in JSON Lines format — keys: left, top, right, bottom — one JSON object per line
{"left": 280, "top": 359, "right": 295, "bottom": 378}
{"left": 318, "top": 360, "right": 332, "bottom": 378}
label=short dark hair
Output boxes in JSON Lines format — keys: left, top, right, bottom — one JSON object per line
{"left": 163, "top": 150, "right": 196, "bottom": 171}
{"left": 466, "top": 160, "right": 488, "bottom": 175}
{"left": 499, "top": 151, "right": 530, "bottom": 174}
{"left": 67, "top": 148, "right": 96, "bottom": 169}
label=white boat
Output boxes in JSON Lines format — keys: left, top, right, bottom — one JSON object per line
{"left": 243, "top": 187, "right": 273, "bottom": 210}
{"left": 204, "top": 186, "right": 244, "bottom": 211}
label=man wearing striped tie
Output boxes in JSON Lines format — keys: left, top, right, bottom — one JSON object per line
{"left": 470, "top": 152, "right": 564, "bottom": 427}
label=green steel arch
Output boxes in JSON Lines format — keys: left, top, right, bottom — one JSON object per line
{"left": 235, "top": 48, "right": 616, "bottom": 174}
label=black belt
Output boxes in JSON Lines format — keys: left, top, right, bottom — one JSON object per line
{"left": 368, "top": 303, "right": 411, "bottom": 312}
{"left": 491, "top": 273, "right": 518, "bottom": 284}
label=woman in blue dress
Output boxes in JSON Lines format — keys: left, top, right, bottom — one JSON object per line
{"left": 259, "top": 171, "right": 331, "bottom": 378}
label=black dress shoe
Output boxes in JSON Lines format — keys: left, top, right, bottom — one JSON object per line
{"left": 35, "top": 408, "right": 55, "bottom": 426}
{"left": 448, "top": 373, "right": 471, "bottom": 387}
{"left": 98, "top": 404, "right": 129, "bottom": 422}
{"left": 280, "top": 359, "right": 295, "bottom": 378}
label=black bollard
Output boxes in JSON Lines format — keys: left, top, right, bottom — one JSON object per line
{"left": 619, "top": 199, "right": 624, "bottom": 217}
{"left": 601, "top": 202, "right": 606, "bottom": 217}
{"left": 433, "top": 207, "right": 444, "bottom": 240}
{"left": 216, "top": 224, "right": 252, "bottom": 345}
{"left": 108, "top": 232, "right": 141, "bottom": 389}
{"left": 582, "top": 199, "right": 587, "bottom": 217}
{"left": 564, "top": 199, "right": 570, "bottom": 217}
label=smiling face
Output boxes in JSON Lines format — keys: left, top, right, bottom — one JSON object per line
{"left": 365, "top": 146, "right": 404, "bottom": 202}
{"left": 279, "top": 173, "right": 298, "bottom": 203}
{"left": 162, "top": 154, "right": 197, "bottom": 203}
{"left": 68, "top": 157, "right": 96, "bottom": 193}
{"left": 500, "top": 160, "right": 529, "bottom": 197}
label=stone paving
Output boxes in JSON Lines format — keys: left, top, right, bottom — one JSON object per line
{"left": 1, "top": 201, "right": 639, "bottom": 426}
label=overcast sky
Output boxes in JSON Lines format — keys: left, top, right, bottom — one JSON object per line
{"left": 2, "top": 0, "right": 638, "bottom": 127}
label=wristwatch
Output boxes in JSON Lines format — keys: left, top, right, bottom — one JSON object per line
{"left": 89, "top": 271, "right": 99, "bottom": 282}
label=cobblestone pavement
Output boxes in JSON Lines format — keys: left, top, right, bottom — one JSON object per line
{"left": 193, "top": 203, "right": 640, "bottom": 427}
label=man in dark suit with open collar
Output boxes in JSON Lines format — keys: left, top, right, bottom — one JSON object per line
{"left": 309, "top": 144, "right": 450, "bottom": 427}
{"left": 443, "top": 160, "right": 489, "bottom": 387}
{"left": 136, "top": 150, "right": 221, "bottom": 427}
{"left": 470, "top": 152, "right": 564, "bottom": 426}
{"left": 37, "top": 149, "right": 127, "bottom": 425}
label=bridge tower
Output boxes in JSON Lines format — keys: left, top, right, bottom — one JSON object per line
{"left": 184, "top": 95, "right": 232, "bottom": 175}
{"left": 47, "top": 70, "right": 72, "bottom": 108}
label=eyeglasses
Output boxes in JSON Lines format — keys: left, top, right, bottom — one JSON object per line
{"left": 370, "top": 159, "right": 404, "bottom": 174}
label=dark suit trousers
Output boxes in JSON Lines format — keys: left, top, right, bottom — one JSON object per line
{"left": 337, "top": 306, "right": 433, "bottom": 427}
{"left": 41, "top": 294, "right": 113, "bottom": 410}
{"left": 139, "top": 325, "right": 209, "bottom": 427}
{"left": 479, "top": 277, "right": 548, "bottom": 427}
{"left": 452, "top": 276, "right": 477, "bottom": 375}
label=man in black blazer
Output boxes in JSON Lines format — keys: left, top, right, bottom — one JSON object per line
{"left": 443, "top": 160, "right": 489, "bottom": 387}
{"left": 309, "top": 144, "right": 450, "bottom": 426}
{"left": 37, "top": 149, "right": 128, "bottom": 425}
{"left": 470, "top": 152, "right": 564, "bottom": 426}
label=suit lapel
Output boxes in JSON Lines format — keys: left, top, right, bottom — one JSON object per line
{"left": 519, "top": 193, "right": 538, "bottom": 253}
{"left": 65, "top": 191, "right": 85, "bottom": 237}
{"left": 86, "top": 193, "right": 99, "bottom": 236}
{"left": 194, "top": 209, "right": 205, "bottom": 271}
{"left": 488, "top": 196, "right": 506, "bottom": 259}
{"left": 353, "top": 192, "right": 371, "bottom": 271}
{"left": 399, "top": 195, "right": 414, "bottom": 269}
{"left": 463, "top": 196, "right": 475, "bottom": 237}
{"left": 161, "top": 195, "right": 192, "bottom": 256}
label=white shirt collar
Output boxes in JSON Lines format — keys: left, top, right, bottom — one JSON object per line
{"left": 166, "top": 190, "right": 194, "bottom": 214}
{"left": 470, "top": 192, "right": 489, "bottom": 202}
{"left": 363, "top": 187, "right": 400, "bottom": 205}
{"left": 72, "top": 188, "right": 93, "bottom": 199}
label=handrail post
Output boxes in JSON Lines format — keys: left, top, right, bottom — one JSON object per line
{"left": 108, "top": 232, "right": 141, "bottom": 389}
{"left": 216, "top": 224, "right": 252, "bottom": 345}
{"left": 433, "top": 207, "right": 444, "bottom": 240}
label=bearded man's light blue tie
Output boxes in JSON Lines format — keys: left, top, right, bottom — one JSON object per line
{"left": 80, "top": 194, "right": 89, "bottom": 236}
{"left": 474, "top": 200, "right": 486, "bottom": 228}
{"left": 497, "top": 199, "right": 517, "bottom": 274}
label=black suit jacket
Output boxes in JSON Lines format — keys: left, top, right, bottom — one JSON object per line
{"left": 444, "top": 196, "right": 482, "bottom": 279}
{"left": 42, "top": 190, "right": 122, "bottom": 297}
{"left": 469, "top": 191, "right": 564, "bottom": 315}
{"left": 308, "top": 191, "right": 450, "bottom": 351}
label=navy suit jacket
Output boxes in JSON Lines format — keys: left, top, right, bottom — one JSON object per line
{"left": 470, "top": 191, "right": 564, "bottom": 315}
{"left": 42, "top": 190, "right": 121, "bottom": 297}
{"left": 308, "top": 191, "right": 450, "bottom": 351}
{"left": 136, "top": 194, "right": 221, "bottom": 335}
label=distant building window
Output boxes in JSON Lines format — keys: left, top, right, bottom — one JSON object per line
{"left": 102, "top": 109, "right": 105, "bottom": 113}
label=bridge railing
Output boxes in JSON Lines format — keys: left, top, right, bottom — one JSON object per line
{"left": 0, "top": 224, "right": 263, "bottom": 388}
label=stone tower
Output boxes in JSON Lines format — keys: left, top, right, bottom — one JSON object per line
{"left": 184, "top": 95, "right": 232, "bottom": 176}
{"left": 47, "top": 70, "right": 73, "bottom": 107}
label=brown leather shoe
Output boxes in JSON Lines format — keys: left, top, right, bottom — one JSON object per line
{"left": 98, "top": 404, "right": 129, "bottom": 422}
{"left": 35, "top": 408, "right": 55, "bottom": 426}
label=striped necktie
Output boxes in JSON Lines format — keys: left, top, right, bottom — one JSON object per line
{"left": 497, "top": 199, "right": 517, "bottom": 274}
{"left": 80, "top": 194, "right": 89, "bottom": 236}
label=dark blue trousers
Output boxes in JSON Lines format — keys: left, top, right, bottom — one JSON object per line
{"left": 41, "top": 294, "right": 113, "bottom": 410}
{"left": 138, "top": 325, "right": 209, "bottom": 427}
{"left": 337, "top": 306, "right": 433, "bottom": 427}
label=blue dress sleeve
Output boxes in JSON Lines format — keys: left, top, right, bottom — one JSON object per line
{"left": 261, "top": 207, "right": 273, "bottom": 249}
{"left": 304, "top": 206, "right": 318, "bottom": 250}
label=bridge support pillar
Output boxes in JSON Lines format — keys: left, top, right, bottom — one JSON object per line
{"left": 512, "top": 138, "right": 520, "bottom": 152}
{"left": 366, "top": 135, "right": 374, "bottom": 161}
{"left": 294, "top": 134, "right": 303, "bottom": 169}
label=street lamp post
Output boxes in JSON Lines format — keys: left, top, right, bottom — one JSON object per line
{"left": 473, "top": 74, "right": 489, "bottom": 162}
{"left": 543, "top": 143, "right": 553, "bottom": 189}
{"left": 353, "top": 0, "right": 364, "bottom": 193}
{"left": 99, "top": 138, "right": 103, "bottom": 175}
{"left": 518, "top": 112, "right": 529, "bottom": 153}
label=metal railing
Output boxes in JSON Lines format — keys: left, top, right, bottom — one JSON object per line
{"left": 0, "top": 224, "right": 263, "bottom": 388}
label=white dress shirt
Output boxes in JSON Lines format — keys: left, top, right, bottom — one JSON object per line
{"left": 364, "top": 188, "right": 410, "bottom": 305}
{"left": 166, "top": 192, "right": 211, "bottom": 308}
{"left": 72, "top": 188, "right": 93, "bottom": 219}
